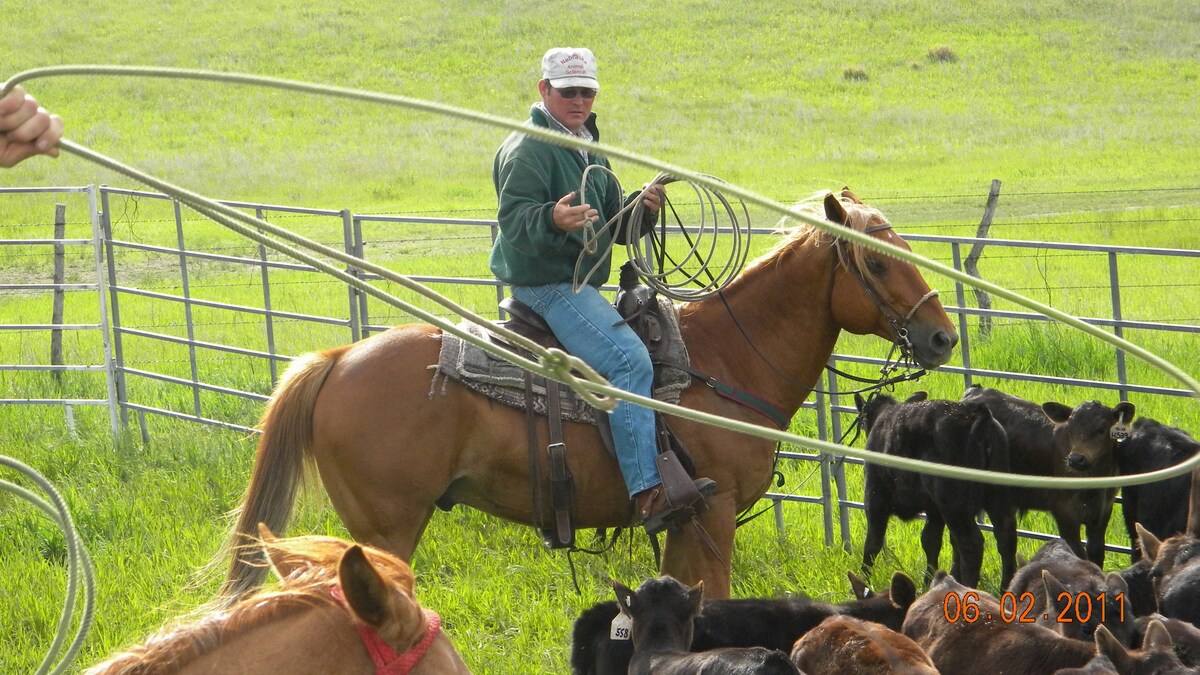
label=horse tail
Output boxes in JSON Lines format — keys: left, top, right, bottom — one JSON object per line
{"left": 217, "top": 347, "right": 344, "bottom": 603}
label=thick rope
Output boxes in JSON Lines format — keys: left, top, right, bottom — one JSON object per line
{"left": 4, "top": 65, "right": 1199, "bottom": 491}
{"left": 1, "top": 456, "right": 96, "bottom": 675}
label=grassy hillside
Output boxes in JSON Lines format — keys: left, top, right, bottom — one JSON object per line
{"left": 5, "top": 1, "right": 1198, "bottom": 212}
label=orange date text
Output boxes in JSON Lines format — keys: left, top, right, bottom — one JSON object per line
{"left": 941, "top": 590, "right": 1125, "bottom": 624}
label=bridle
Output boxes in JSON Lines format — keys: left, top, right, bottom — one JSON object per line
{"left": 696, "top": 221, "right": 937, "bottom": 443}
{"left": 329, "top": 584, "right": 443, "bottom": 675}
{"left": 832, "top": 222, "right": 941, "bottom": 372}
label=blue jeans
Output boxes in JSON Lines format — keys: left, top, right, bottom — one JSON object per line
{"left": 511, "top": 283, "right": 660, "bottom": 497}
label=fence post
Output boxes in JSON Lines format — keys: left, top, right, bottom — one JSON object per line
{"left": 93, "top": 186, "right": 122, "bottom": 437}
{"left": 964, "top": 179, "right": 1001, "bottom": 337}
{"left": 341, "top": 209, "right": 362, "bottom": 343}
{"left": 50, "top": 203, "right": 66, "bottom": 382}
{"left": 255, "top": 207, "right": 279, "bottom": 387}
{"left": 951, "top": 242, "right": 974, "bottom": 390}
{"left": 1109, "top": 252, "right": 1129, "bottom": 402}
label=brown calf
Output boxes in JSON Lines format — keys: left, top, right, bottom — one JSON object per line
{"left": 790, "top": 615, "right": 937, "bottom": 675}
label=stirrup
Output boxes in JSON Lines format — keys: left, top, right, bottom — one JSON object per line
{"left": 641, "top": 477, "right": 717, "bottom": 535}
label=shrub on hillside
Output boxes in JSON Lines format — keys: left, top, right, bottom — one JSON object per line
{"left": 843, "top": 65, "right": 869, "bottom": 81}
{"left": 928, "top": 44, "right": 957, "bottom": 62}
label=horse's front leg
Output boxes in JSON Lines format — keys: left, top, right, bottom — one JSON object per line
{"left": 659, "top": 491, "right": 736, "bottom": 599}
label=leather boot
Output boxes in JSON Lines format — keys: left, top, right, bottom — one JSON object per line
{"left": 635, "top": 478, "right": 717, "bottom": 535}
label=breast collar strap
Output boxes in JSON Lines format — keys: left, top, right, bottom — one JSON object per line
{"left": 330, "top": 584, "right": 443, "bottom": 675}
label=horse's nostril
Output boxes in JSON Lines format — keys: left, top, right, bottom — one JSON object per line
{"left": 932, "top": 330, "right": 958, "bottom": 352}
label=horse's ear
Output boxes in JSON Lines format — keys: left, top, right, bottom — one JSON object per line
{"left": 904, "top": 391, "right": 929, "bottom": 403}
{"left": 824, "top": 192, "right": 849, "bottom": 225}
{"left": 1136, "top": 522, "right": 1162, "bottom": 561}
{"left": 339, "top": 545, "right": 395, "bottom": 628}
{"left": 840, "top": 187, "right": 864, "bottom": 204}
{"left": 612, "top": 580, "right": 636, "bottom": 615}
{"left": 257, "top": 523, "right": 306, "bottom": 581}
{"left": 854, "top": 392, "right": 867, "bottom": 412}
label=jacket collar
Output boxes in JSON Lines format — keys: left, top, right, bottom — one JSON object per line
{"left": 529, "top": 104, "right": 600, "bottom": 142}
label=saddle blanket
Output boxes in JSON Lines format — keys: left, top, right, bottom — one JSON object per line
{"left": 435, "top": 299, "right": 692, "bottom": 425}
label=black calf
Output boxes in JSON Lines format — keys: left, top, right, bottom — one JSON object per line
{"left": 573, "top": 572, "right": 916, "bottom": 675}
{"left": 611, "top": 576, "right": 799, "bottom": 675}
{"left": 856, "top": 390, "right": 1014, "bottom": 588}
{"left": 1118, "top": 418, "right": 1200, "bottom": 561}
{"left": 961, "top": 384, "right": 1135, "bottom": 567}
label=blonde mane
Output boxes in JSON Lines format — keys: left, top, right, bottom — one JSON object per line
{"left": 751, "top": 191, "right": 893, "bottom": 279}
{"left": 86, "top": 536, "right": 417, "bottom": 674}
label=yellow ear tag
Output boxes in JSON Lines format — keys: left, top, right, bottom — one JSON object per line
{"left": 1110, "top": 420, "right": 1131, "bottom": 441}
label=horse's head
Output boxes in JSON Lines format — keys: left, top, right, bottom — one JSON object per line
{"left": 824, "top": 188, "right": 957, "bottom": 369}
{"left": 257, "top": 524, "right": 428, "bottom": 649}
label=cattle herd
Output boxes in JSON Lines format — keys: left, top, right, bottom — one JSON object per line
{"left": 571, "top": 384, "right": 1200, "bottom": 674}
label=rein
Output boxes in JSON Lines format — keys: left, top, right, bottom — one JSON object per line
{"left": 833, "top": 223, "right": 941, "bottom": 371}
{"left": 329, "top": 585, "right": 442, "bottom": 675}
{"left": 716, "top": 226, "right": 932, "bottom": 406}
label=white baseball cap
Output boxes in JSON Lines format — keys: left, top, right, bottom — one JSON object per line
{"left": 541, "top": 47, "right": 600, "bottom": 90}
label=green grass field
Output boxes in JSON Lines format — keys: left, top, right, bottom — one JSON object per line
{"left": 3, "top": 1, "right": 1200, "bottom": 672}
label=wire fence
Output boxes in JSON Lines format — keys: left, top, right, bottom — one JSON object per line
{"left": 3, "top": 182, "right": 1199, "bottom": 559}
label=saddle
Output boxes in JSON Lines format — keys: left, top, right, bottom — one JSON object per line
{"left": 460, "top": 263, "right": 702, "bottom": 549}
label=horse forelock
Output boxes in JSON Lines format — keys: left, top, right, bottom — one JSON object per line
{"left": 765, "top": 192, "right": 893, "bottom": 279}
{"left": 87, "top": 538, "right": 419, "bottom": 673}
{"left": 258, "top": 534, "right": 417, "bottom": 595}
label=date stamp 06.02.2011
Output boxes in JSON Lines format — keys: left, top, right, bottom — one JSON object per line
{"left": 941, "top": 590, "right": 1126, "bottom": 625}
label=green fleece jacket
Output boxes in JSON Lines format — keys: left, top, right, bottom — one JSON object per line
{"left": 490, "top": 105, "right": 623, "bottom": 288}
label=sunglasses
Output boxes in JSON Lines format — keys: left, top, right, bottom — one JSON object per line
{"left": 553, "top": 86, "right": 597, "bottom": 100}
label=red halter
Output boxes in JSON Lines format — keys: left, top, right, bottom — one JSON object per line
{"left": 330, "top": 584, "right": 442, "bottom": 675}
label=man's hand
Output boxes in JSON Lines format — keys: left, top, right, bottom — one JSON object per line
{"left": 552, "top": 191, "right": 600, "bottom": 232}
{"left": 639, "top": 183, "right": 665, "bottom": 214}
{"left": 0, "top": 86, "right": 63, "bottom": 168}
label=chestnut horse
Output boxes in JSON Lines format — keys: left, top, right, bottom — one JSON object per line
{"left": 89, "top": 526, "right": 469, "bottom": 674}
{"left": 219, "top": 189, "right": 957, "bottom": 602}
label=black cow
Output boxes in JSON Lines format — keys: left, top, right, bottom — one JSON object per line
{"left": 961, "top": 384, "right": 1136, "bottom": 567}
{"left": 1005, "top": 539, "right": 1132, "bottom": 645}
{"left": 1118, "top": 418, "right": 1200, "bottom": 560}
{"left": 611, "top": 576, "right": 799, "bottom": 675}
{"left": 856, "top": 390, "right": 1014, "bottom": 588}
{"left": 1120, "top": 557, "right": 1159, "bottom": 617}
{"left": 1139, "top": 523, "right": 1200, "bottom": 630}
{"left": 572, "top": 572, "right": 917, "bottom": 675}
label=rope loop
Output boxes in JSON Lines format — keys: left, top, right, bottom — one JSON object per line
{"left": 4, "top": 65, "right": 1198, "bottom": 491}
{"left": 2, "top": 456, "right": 96, "bottom": 675}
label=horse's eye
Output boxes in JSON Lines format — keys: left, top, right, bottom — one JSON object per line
{"left": 866, "top": 258, "right": 886, "bottom": 275}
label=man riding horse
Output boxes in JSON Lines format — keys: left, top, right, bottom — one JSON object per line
{"left": 490, "top": 46, "right": 716, "bottom": 534}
